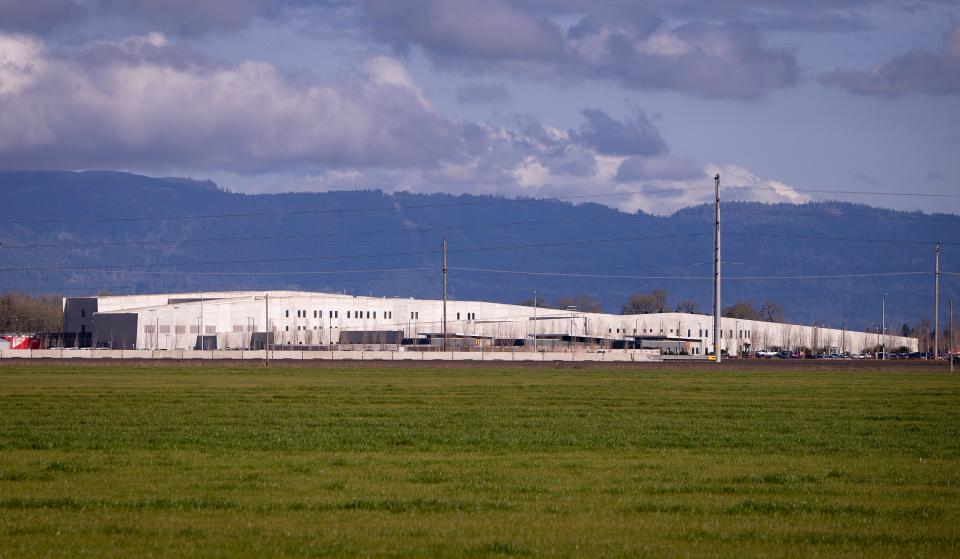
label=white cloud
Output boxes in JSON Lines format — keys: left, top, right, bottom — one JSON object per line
{"left": 0, "top": 31, "right": 809, "bottom": 215}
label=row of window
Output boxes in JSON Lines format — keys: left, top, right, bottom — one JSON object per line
{"left": 285, "top": 309, "right": 396, "bottom": 320}
{"left": 456, "top": 312, "right": 477, "bottom": 320}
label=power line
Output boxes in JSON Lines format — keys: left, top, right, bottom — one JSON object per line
{"left": 2, "top": 185, "right": 957, "bottom": 227}
{"left": 0, "top": 190, "right": 656, "bottom": 226}
{"left": 449, "top": 267, "right": 930, "bottom": 281}
{"left": 674, "top": 205, "right": 960, "bottom": 222}
{"left": 0, "top": 214, "right": 652, "bottom": 249}
{"left": 0, "top": 233, "right": 708, "bottom": 273}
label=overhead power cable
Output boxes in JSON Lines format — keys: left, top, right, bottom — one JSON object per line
{"left": 0, "top": 233, "right": 708, "bottom": 273}
{"left": 0, "top": 214, "right": 652, "bottom": 249}
{"left": 1, "top": 184, "right": 957, "bottom": 226}
{"left": 449, "top": 267, "right": 930, "bottom": 281}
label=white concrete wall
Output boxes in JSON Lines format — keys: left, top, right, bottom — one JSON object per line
{"left": 0, "top": 348, "right": 662, "bottom": 361}
{"left": 87, "top": 292, "right": 917, "bottom": 353}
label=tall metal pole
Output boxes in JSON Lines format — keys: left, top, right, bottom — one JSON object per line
{"left": 934, "top": 241, "right": 940, "bottom": 360}
{"left": 713, "top": 173, "right": 721, "bottom": 363}
{"left": 950, "top": 298, "right": 954, "bottom": 373}
{"left": 533, "top": 290, "right": 537, "bottom": 352}
{"left": 442, "top": 239, "right": 447, "bottom": 352}
{"left": 881, "top": 292, "right": 886, "bottom": 360}
{"left": 265, "top": 293, "right": 270, "bottom": 367}
{"left": 200, "top": 291, "right": 204, "bottom": 351}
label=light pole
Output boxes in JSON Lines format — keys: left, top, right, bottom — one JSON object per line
{"left": 712, "top": 173, "right": 721, "bottom": 363}
{"left": 533, "top": 290, "right": 537, "bottom": 352}
{"left": 881, "top": 292, "right": 886, "bottom": 360}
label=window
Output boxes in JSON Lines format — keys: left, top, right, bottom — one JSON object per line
{"left": 373, "top": 312, "right": 377, "bottom": 319}
{"left": 411, "top": 312, "right": 415, "bottom": 319}
{"left": 81, "top": 325, "right": 85, "bottom": 333}
{"left": 347, "top": 311, "right": 351, "bottom": 318}
{"left": 314, "top": 310, "right": 317, "bottom": 318}
{"left": 457, "top": 313, "right": 460, "bottom": 320}
{"left": 301, "top": 310, "right": 305, "bottom": 317}
{"left": 81, "top": 309, "right": 86, "bottom": 318}
{"left": 367, "top": 311, "right": 370, "bottom": 319}
{"left": 285, "top": 326, "right": 289, "bottom": 331}
{"left": 285, "top": 310, "right": 289, "bottom": 318}
{"left": 688, "top": 329, "right": 691, "bottom": 337}
{"left": 335, "top": 311, "right": 338, "bottom": 318}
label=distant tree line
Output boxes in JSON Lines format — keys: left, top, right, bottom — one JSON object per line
{"left": 520, "top": 289, "right": 789, "bottom": 322}
{"left": 519, "top": 294, "right": 603, "bottom": 313}
{"left": 0, "top": 293, "right": 63, "bottom": 333}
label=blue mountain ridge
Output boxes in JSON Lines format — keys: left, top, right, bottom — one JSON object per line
{"left": 1, "top": 170, "right": 956, "bottom": 331}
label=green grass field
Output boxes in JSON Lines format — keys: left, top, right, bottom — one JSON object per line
{"left": 0, "top": 364, "right": 958, "bottom": 558}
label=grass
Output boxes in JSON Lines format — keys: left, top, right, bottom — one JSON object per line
{"left": 0, "top": 364, "right": 958, "bottom": 557}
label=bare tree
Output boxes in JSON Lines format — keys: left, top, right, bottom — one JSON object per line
{"left": 622, "top": 289, "right": 667, "bottom": 314}
{"left": 555, "top": 294, "right": 603, "bottom": 313}
{"left": 675, "top": 300, "right": 699, "bottom": 313}
{"left": 759, "top": 301, "right": 785, "bottom": 322}
{"left": 0, "top": 292, "right": 64, "bottom": 333}
{"left": 518, "top": 295, "right": 549, "bottom": 308}
{"left": 723, "top": 301, "right": 760, "bottom": 320}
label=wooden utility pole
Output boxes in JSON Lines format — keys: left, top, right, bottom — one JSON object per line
{"left": 713, "top": 173, "right": 721, "bottom": 363}
{"left": 442, "top": 239, "right": 448, "bottom": 352}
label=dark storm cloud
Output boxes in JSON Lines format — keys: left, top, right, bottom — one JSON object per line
{"left": 572, "top": 109, "right": 667, "bottom": 157}
{"left": 455, "top": 82, "right": 512, "bottom": 104}
{"left": 820, "top": 24, "right": 960, "bottom": 96}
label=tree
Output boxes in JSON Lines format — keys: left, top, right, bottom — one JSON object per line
{"left": 0, "top": 292, "right": 64, "bottom": 333}
{"left": 555, "top": 294, "right": 602, "bottom": 313}
{"left": 722, "top": 301, "right": 760, "bottom": 320}
{"left": 518, "top": 295, "right": 548, "bottom": 308}
{"left": 675, "top": 300, "right": 699, "bottom": 313}
{"left": 622, "top": 289, "right": 667, "bottom": 314}
{"left": 759, "top": 301, "right": 784, "bottom": 322}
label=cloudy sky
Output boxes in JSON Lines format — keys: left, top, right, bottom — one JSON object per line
{"left": 0, "top": 0, "right": 958, "bottom": 214}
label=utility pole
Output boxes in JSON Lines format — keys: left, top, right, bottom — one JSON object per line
{"left": 881, "top": 292, "right": 886, "bottom": 360}
{"left": 713, "top": 173, "right": 721, "bottom": 363}
{"left": 265, "top": 293, "right": 270, "bottom": 367}
{"left": 935, "top": 241, "right": 940, "bottom": 360}
{"left": 442, "top": 239, "right": 448, "bottom": 352}
{"left": 200, "top": 291, "right": 204, "bottom": 350}
{"left": 950, "top": 298, "right": 954, "bottom": 373}
{"left": 533, "top": 290, "right": 537, "bottom": 352}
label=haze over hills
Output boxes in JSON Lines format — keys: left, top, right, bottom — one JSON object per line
{"left": 0, "top": 171, "right": 956, "bottom": 332}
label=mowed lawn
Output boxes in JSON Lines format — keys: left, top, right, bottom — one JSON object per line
{"left": 0, "top": 365, "right": 958, "bottom": 558}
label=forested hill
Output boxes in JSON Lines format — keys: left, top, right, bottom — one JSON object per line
{"left": 1, "top": 170, "right": 957, "bottom": 332}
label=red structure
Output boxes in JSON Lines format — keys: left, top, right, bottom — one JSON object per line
{"left": 0, "top": 335, "right": 47, "bottom": 350}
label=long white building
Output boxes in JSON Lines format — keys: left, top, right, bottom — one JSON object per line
{"left": 63, "top": 291, "right": 917, "bottom": 355}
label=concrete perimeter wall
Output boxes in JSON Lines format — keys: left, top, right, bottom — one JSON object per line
{"left": 0, "top": 349, "right": 662, "bottom": 362}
